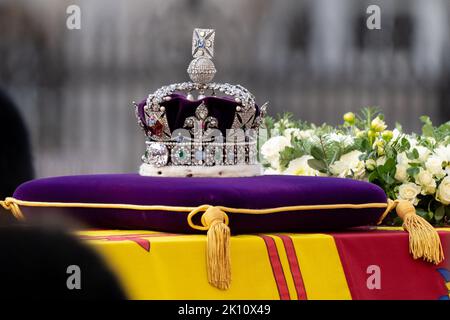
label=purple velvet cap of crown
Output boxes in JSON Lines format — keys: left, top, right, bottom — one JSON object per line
{"left": 13, "top": 174, "right": 388, "bottom": 233}
{"left": 137, "top": 94, "right": 260, "bottom": 137}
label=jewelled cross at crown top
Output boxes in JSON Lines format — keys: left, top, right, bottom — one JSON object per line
{"left": 192, "top": 28, "right": 215, "bottom": 59}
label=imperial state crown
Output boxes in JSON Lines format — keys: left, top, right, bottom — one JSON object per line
{"left": 134, "top": 28, "right": 268, "bottom": 177}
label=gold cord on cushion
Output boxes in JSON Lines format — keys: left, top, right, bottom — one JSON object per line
{"left": 0, "top": 196, "right": 444, "bottom": 290}
{"left": 0, "top": 197, "right": 25, "bottom": 220}
{"left": 376, "top": 198, "right": 396, "bottom": 225}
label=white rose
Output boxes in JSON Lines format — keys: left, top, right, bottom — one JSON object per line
{"left": 425, "top": 156, "right": 445, "bottom": 178}
{"left": 398, "top": 182, "right": 422, "bottom": 205}
{"left": 436, "top": 176, "right": 450, "bottom": 205}
{"left": 330, "top": 150, "right": 366, "bottom": 179}
{"left": 395, "top": 164, "right": 408, "bottom": 182}
{"left": 261, "top": 136, "right": 291, "bottom": 170}
{"left": 285, "top": 155, "right": 321, "bottom": 176}
{"left": 415, "top": 169, "right": 436, "bottom": 195}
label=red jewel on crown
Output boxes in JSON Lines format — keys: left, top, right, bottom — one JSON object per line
{"left": 147, "top": 114, "right": 163, "bottom": 137}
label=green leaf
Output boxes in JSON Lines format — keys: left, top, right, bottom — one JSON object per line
{"left": 420, "top": 116, "right": 434, "bottom": 138}
{"left": 406, "top": 167, "right": 419, "bottom": 177}
{"left": 422, "top": 124, "right": 434, "bottom": 138}
{"left": 420, "top": 115, "right": 432, "bottom": 125}
{"left": 416, "top": 208, "right": 428, "bottom": 218}
{"left": 310, "top": 146, "right": 325, "bottom": 160}
{"left": 279, "top": 147, "right": 304, "bottom": 170}
{"left": 307, "top": 159, "right": 327, "bottom": 172}
{"left": 400, "top": 137, "right": 411, "bottom": 151}
{"left": 392, "top": 216, "right": 403, "bottom": 225}
{"left": 383, "top": 158, "right": 396, "bottom": 172}
{"left": 435, "top": 206, "right": 445, "bottom": 222}
{"left": 384, "top": 173, "right": 395, "bottom": 184}
{"left": 407, "top": 148, "right": 419, "bottom": 160}
{"left": 368, "top": 171, "right": 379, "bottom": 183}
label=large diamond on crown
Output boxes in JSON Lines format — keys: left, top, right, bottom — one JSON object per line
{"left": 143, "top": 142, "right": 169, "bottom": 167}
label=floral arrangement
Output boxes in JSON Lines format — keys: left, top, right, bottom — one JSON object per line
{"left": 261, "top": 108, "right": 450, "bottom": 226}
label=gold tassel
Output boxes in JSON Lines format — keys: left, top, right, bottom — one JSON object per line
{"left": 201, "top": 206, "right": 231, "bottom": 290}
{"left": 395, "top": 199, "right": 444, "bottom": 265}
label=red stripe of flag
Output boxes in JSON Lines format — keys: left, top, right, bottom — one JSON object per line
{"left": 276, "top": 234, "right": 308, "bottom": 300}
{"left": 258, "top": 235, "right": 291, "bottom": 300}
{"left": 79, "top": 232, "right": 180, "bottom": 252}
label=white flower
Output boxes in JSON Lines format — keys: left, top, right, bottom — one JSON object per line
{"left": 392, "top": 129, "right": 401, "bottom": 140}
{"left": 398, "top": 182, "right": 422, "bottom": 205}
{"left": 426, "top": 137, "right": 436, "bottom": 145}
{"left": 296, "top": 129, "right": 315, "bottom": 140}
{"left": 261, "top": 136, "right": 291, "bottom": 170}
{"left": 371, "top": 117, "right": 387, "bottom": 132}
{"left": 415, "top": 169, "right": 436, "bottom": 195}
{"left": 446, "top": 166, "right": 450, "bottom": 176}
{"left": 283, "top": 128, "right": 315, "bottom": 141}
{"left": 407, "top": 137, "right": 418, "bottom": 148}
{"left": 373, "top": 139, "right": 385, "bottom": 156}
{"left": 395, "top": 164, "right": 408, "bottom": 182}
{"left": 365, "top": 159, "right": 376, "bottom": 171}
{"left": 330, "top": 150, "right": 366, "bottom": 179}
{"left": 396, "top": 152, "right": 409, "bottom": 166}
{"left": 284, "top": 128, "right": 301, "bottom": 140}
{"left": 376, "top": 156, "right": 386, "bottom": 167}
{"left": 434, "top": 145, "right": 450, "bottom": 163}
{"left": 394, "top": 152, "right": 410, "bottom": 182}
{"left": 415, "top": 146, "right": 431, "bottom": 162}
{"left": 425, "top": 155, "right": 445, "bottom": 178}
{"left": 273, "top": 119, "right": 294, "bottom": 135}
{"left": 436, "top": 176, "right": 450, "bottom": 205}
{"left": 327, "top": 133, "right": 354, "bottom": 147}
{"left": 284, "top": 155, "right": 321, "bottom": 176}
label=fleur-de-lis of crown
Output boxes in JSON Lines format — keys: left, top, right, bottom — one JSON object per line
{"left": 183, "top": 102, "right": 218, "bottom": 138}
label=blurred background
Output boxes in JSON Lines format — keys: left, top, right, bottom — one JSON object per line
{"left": 0, "top": 0, "right": 449, "bottom": 178}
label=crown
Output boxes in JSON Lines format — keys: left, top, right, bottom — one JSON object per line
{"left": 134, "top": 28, "right": 268, "bottom": 177}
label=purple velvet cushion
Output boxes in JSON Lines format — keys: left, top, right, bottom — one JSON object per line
{"left": 13, "top": 174, "right": 387, "bottom": 233}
